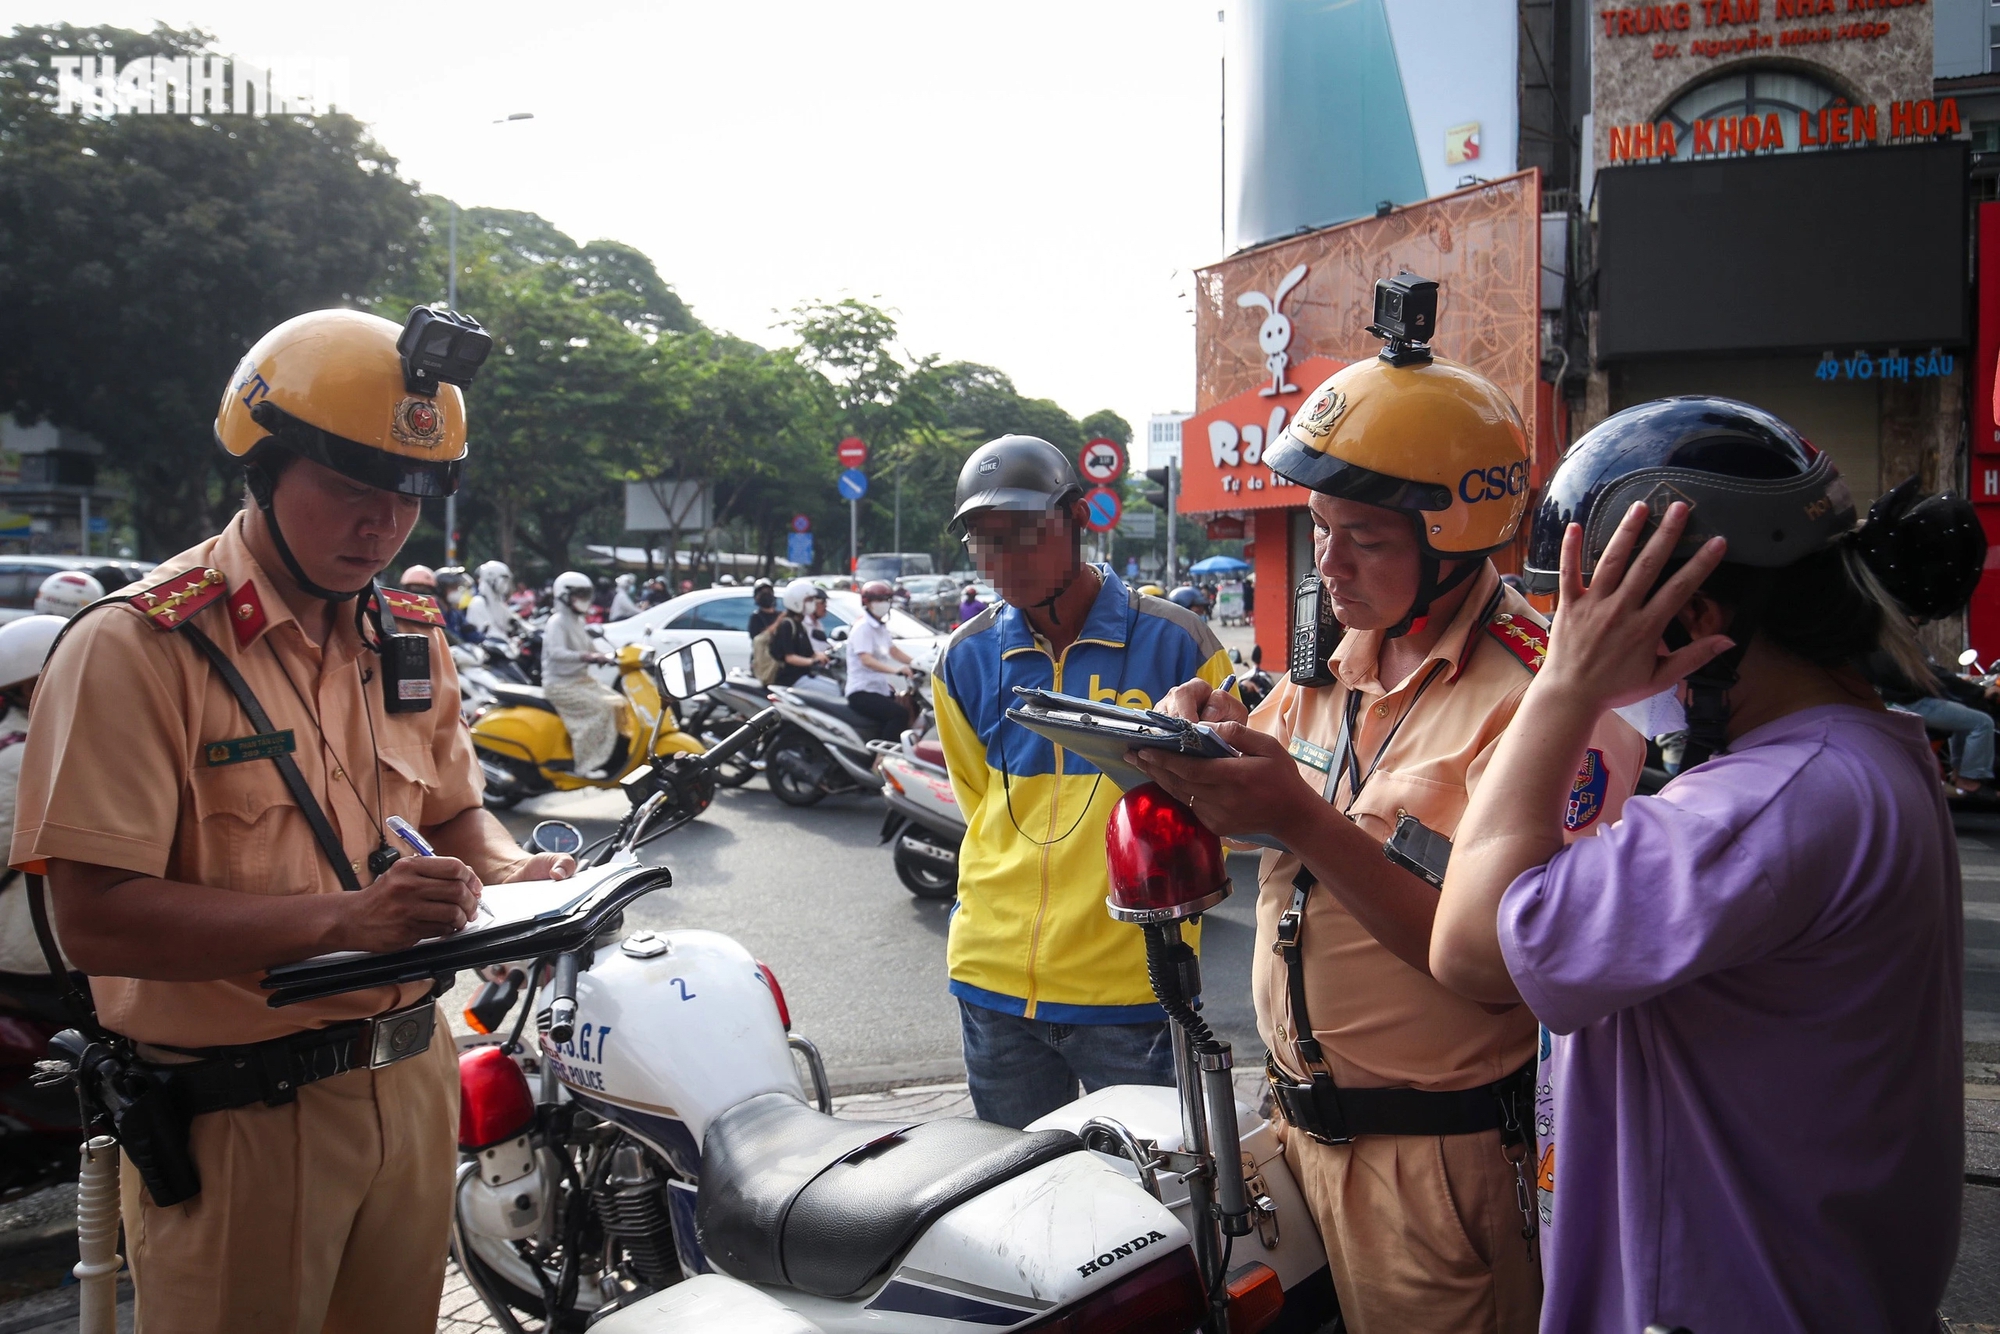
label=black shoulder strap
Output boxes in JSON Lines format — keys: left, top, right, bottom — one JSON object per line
{"left": 180, "top": 624, "right": 362, "bottom": 893}
{"left": 26, "top": 874, "right": 102, "bottom": 1035}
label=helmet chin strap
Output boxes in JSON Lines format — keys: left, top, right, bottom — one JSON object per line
{"left": 1663, "top": 573, "right": 1766, "bottom": 771}
{"left": 1382, "top": 551, "right": 1481, "bottom": 640}
{"left": 1030, "top": 523, "right": 1087, "bottom": 626}
{"left": 245, "top": 463, "right": 368, "bottom": 605}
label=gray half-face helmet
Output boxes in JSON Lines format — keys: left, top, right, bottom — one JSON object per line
{"left": 949, "top": 435, "right": 1086, "bottom": 534}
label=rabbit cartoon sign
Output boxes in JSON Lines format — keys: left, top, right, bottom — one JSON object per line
{"left": 1237, "top": 263, "right": 1308, "bottom": 397}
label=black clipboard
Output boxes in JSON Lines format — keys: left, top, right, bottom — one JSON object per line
{"left": 260, "top": 862, "right": 668, "bottom": 1008}
{"left": 1003, "top": 687, "right": 1291, "bottom": 854}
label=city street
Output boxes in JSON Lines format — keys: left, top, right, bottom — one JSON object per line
{"left": 468, "top": 778, "right": 1269, "bottom": 1092}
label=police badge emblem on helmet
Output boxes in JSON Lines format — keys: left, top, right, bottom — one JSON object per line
{"left": 392, "top": 397, "right": 443, "bottom": 448}
{"left": 1295, "top": 388, "right": 1346, "bottom": 441}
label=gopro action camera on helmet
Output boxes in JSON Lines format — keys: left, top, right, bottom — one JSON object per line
{"left": 1368, "top": 274, "right": 1439, "bottom": 367}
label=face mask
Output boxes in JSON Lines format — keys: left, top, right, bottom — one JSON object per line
{"left": 865, "top": 600, "right": 890, "bottom": 619}
{"left": 1612, "top": 686, "right": 1688, "bottom": 740}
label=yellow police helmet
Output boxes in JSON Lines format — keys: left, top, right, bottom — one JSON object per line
{"left": 1264, "top": 355, "right": 1529, "bottom": 557}
{"left": 214, "top": 306, "right": 490, "bottom": 498}
{"left": 1137, "top": 584, "right": 1165, "bottom": 598}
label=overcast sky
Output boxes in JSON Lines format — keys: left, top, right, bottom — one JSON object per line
{"left": 62, "top": 0, "right": 1230, "bottom": 444}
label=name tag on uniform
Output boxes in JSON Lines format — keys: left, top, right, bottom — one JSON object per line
{"left": 1287, "top": 736, "right": 1336, "bottom": 772}
{"left": 204, "top": 730, "right": 296, "bottom": 766}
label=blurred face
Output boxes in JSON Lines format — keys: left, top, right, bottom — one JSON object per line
{"left": 268, "top": 457, "right": 420, "bottom": 594}
{"left": 963, "top": 501, "right": 1083, "bottom": 609}
{"left": 1308, "top": 494, "right": 1425, "bottom": 632}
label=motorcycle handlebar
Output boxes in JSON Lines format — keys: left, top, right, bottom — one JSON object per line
{"left": 700, "top": 708, "right": 780, "bottom": 769}
{"left": 547, "top": 951, "right": 581, "bottom": 1045}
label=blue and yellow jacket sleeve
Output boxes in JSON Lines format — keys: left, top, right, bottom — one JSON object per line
{"left": 931, "top": 569, "right": 1239, "bottom": 1023}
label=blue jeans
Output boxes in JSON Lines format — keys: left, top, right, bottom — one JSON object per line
{"left": 957, "top": 1000, "right": 1176, "bottom": 1129}
{"left": 1903, "top": 696, "right": 1995, "bottom": 781}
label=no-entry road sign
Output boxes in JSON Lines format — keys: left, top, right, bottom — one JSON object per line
{"left": 838, "top": 437, "right": 868, "bottom": 469}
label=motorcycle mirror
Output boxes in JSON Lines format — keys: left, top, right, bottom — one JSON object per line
{"left": 828, "top": 626, "right": 850, "bottom": 644}
{"left": 660, "top": 637, "right": 725, "bottom": 700}
{"left": 1962, "top": 649, "right": 1981, "bottom": 668}
{"left": 525, "top": 820, "right": 584, "bottom": 857}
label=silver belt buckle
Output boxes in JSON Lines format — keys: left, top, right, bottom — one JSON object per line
{"left": 365, "top": 1000, "right": 436, "bottom": 1069}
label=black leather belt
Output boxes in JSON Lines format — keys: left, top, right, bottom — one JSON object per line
{"left": 1267, "top": 1054, "right": 1533, "bottom": 1146}
{"left": 151, "top": 997, "right": 437, "bottom": 1116}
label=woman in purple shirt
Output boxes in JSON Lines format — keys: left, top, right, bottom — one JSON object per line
{"left": 1431, "top": 397, "right": 1975, "bottom": 1333}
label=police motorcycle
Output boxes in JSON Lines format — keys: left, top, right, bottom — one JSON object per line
{"left": 869, "top": 728, "right": 965, "bottom": 900}
{"left": 471, "top": 629, "right": 707, "bottom": 809}
{"left": 763, "top": 637, "right": 940, "bottom": 808}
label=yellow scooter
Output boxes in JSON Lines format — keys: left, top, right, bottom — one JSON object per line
{"left": 471, "top": 641, "right": 705, "bottom": 808}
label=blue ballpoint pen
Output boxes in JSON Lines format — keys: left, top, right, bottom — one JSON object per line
{"left": 384, "top": 815, "right": 435, "bottom": 858}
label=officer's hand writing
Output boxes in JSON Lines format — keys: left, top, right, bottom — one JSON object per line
{"left": 1155, "top": 677, "right": 1250, "bottom": 728}
{"left": 1127, "top": 723, "right": 1313, "bottom": 839}
{"left": 340, "top": 855, "right": 483, "bottom": 953}
{"left": 511, "top": 853, "right": 576, "bottom": 882}
{"left": 1538, "top": 500, "right": 1732, "bottom": 715}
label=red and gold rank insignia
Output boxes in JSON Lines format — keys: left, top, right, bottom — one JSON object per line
{"left": 390, "top": 397, "right": 445, "bottom": 448}
{"left": 380, "top": 588, "right": 444, "bottom": 626}
{"left": 1485, "top": 611, "right": 1548, "bottom": 674}
{"left": 132, "top": 567, "right": 226, "bottom": 631}
{"left": 229, "top": 580, "right": 268, "bottom": 648}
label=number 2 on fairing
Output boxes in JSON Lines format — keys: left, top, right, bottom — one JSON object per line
{"left": 671, "top": 978, "right": 696, "bottom": 1001}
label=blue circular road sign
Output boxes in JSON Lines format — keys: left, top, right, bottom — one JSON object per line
{"left": 838, "top": 468, "right": 869, "bottom": 500}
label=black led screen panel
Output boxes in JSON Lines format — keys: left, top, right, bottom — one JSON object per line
{"left": 1596, "top": 142, "right": 1967, "bottom": 359}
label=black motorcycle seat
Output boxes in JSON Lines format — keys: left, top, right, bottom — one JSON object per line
{"left": 490, "top": 683, "right": 558, "bottom": 714}
{"left": 697, "top": 1092, "right": 1081, "bottom": 1299}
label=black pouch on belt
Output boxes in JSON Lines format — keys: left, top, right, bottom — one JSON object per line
{"left": 110, "top": 1064, "right": 201, "bottom": 1207}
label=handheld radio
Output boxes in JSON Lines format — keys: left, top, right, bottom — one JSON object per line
{"left": 1288, "top": 573, "right": 1339, "bottom": 687}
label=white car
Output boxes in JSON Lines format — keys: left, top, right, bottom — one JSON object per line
{"left": 600, "top": 586, "right": 945, "bottom": 677}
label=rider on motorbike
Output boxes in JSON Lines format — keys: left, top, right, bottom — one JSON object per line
{"left": 542, "top": 571, "right": 622, "bottom": 778}
{"left": 466, "top": 559, "right": 523, "bottom": 641}
{"left": 772, "top": 579, "right": 828, "bottom": 687}
{"left": 746, "top": 577, "right": 780, "bottom": 639}
{"left": 845, "top": 579, "right": 916, "bottom": 740}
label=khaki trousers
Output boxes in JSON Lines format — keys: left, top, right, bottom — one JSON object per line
{"left": 1285, "top": 1127, "right": 1540, "bottom": 1334}
{"left": 121, "top": 1012, "right": 459, "bottom": 1334}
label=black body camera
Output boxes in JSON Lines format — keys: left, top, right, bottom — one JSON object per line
{"left": 1368, "top": 274, "right": 1439, "bottom": 367}
{"left": 380, "top": 632, "right": 433, "bottom": 714}
{"left": 1289, "top": 573, "right": 1340, "bottom": 687}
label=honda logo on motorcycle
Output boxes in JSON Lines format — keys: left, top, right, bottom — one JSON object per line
{"left": 1075, "top": 1229, "right": 1169, "bottom": 1279}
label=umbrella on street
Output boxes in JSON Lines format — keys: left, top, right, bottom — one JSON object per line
{"left": 1188, "top": 555, "right": 1251, "bottom": 575}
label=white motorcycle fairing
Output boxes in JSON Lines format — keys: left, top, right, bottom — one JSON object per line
{"left": 595, "top": 1150, "right": 1191, "bottom": 1333}
{"left": 1030, "top": 1084, "right": 1326, "bottom": 1292}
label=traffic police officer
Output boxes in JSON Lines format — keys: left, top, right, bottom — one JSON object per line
{"left": 1135, "top": 313, "right": 1644, "bottom": 1333}
{"left": 12, "top": 306, "right": 572, "bottom": 1332}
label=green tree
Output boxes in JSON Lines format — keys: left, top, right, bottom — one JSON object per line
{"left": 0, "top": 23, "right": 424, "bottom": 555}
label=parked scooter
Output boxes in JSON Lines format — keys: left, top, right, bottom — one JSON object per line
{"left": 871, "top": 730, "right": 963, "bottom": 900}
{"left": 1232, "top": 644, "right": 1275, "bottom": 712}
{"left": 453, "top": 638, "right": 533, "bottom": 725}
{"left": 420, "top": 648, "right": 1328, "bottom": 1331}
{"left": 471, "top": 638, "right": 705, "bottom": 808}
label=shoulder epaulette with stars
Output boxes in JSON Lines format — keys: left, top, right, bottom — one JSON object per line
{"left": 129, "top": 567, "right": 227, "bottom": 631}
{"left": 380, "top": 588, "right": 444, "bottom": 626}
{"left": 1485, "top": 610, "right": 1548, "bottom": 674}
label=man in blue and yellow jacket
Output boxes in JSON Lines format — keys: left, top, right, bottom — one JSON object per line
{"left": 934, "top": 435, "right": 1235, "bottom": 1127}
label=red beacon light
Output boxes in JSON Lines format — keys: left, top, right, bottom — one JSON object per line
{"left": 1105, "top": 783, "right": 1230, "bottom": 924}
{"left": 458, "top": 1044, "right": 537, "bottom": 1152}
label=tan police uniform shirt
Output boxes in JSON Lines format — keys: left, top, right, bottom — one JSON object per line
{"left": 10, "top": 513, "right": 482, "bottom": 1047}
{"left": 1248, "top": 563, "right": 1645, "bottom": 1093}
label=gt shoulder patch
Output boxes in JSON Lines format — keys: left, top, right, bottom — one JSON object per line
{"left": 131, "top": 567, "right": 227, "bottom": 631}
{"left": 380, "top": 588, "right": 444, "bottom": 626}
{"left": 1565, "top": 748, "right": 1609, "bottom": 831}
{"left": 1485, "top": 611, "right": 1547, "bottom": 674}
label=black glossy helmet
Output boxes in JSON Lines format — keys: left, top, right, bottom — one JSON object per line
{"left": 949, "top": 435, "right": 1085, "bottom": 534}
{"left": 1524, "top": 396, "right": 1855, "bottom": 595}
